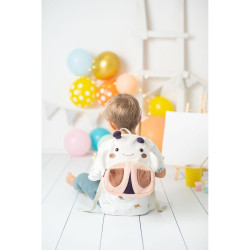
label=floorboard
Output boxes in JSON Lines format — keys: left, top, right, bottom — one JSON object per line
{"left": 42, "top": 155, "right": 208, "bottom": 250}
{"left": 191, "top": 188, "right": 208, "bottom": 214}
{"left": 100, "top": 215, "right": 143, "bottom": 250}
{"left": 42, "top": 154, "right": 53, "bottom": 167}
{"left": 42, "top": 154, "right": 71, "bottom": 202}
{"left": 56, "top": 192, "right": 104, "bottom": 250}
{"left": 42, "top": 156, "right": 93, "bottom": 250}
{"left": 161, "top": 166, "right": 208, "bottom": 250}
{"left": 179, "top": 169, "right": 208, "bottom": 214}
{"left": 140, "top": 178, "right": 187, "bottom": 250}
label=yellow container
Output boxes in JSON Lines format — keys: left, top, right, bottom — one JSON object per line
{"left": 185, "top": 165, "right": 203, "bottom": 187}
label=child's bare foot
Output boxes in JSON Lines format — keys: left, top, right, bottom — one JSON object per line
{"left": 66, "top": 172, "right": 76, "bottom": 186}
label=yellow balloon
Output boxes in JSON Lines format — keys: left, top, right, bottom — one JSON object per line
{"left": 93, "top": 51, "right": 120, "bottom": 80}
{"left": 69, "top": 77, "right": 96, "bottom": 108}
{"left": 149, "top": 96, "right": 174, "bottom": 116}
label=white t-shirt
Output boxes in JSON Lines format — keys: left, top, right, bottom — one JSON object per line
{"left": 88, "top": 137, "right": 165, "bottom": 216}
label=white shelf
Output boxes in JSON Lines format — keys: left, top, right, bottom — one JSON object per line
{"left": 142, "top": 70, "right": 178, "bottom": 79}
{"left": 147, "top": 30, "right": 189, "bottom": 39}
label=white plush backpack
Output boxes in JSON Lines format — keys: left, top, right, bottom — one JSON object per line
{"left": 87, "top": 128, "right": 166, "bottom": 213}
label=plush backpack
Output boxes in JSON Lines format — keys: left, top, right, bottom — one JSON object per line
{"left": 86, "top": 128, "right": 166, "bottom": 213}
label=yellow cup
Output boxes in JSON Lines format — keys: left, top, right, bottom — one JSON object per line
{"left": 185, "top": 165, "right": 203, "bottom": 187}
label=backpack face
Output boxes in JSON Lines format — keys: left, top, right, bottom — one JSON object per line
{"left": 103, "top": 131, "right": 156, "bottom": 197}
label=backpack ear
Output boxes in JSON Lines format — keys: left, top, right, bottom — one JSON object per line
{"left": 137, "top": 137, "right": 145, "bottom": 143}
{"left": 149, "top": 152, "right": 159, "bottom": 172}
{"left": 89, "top": 144, "right": 110, "bottom": 181}
{"left": 113, "top": 131, "right": 121, "bottom": 139}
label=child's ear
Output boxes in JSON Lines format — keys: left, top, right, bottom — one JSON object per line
{"left": 108, "top": 121, "right": 117, "bottom": 131}
{"left": 139, "top": 115, "right": 141, "bottom": 124}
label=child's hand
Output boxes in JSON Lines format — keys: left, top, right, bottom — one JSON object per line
{"left": 155, "top": 168, "right": 166, "bottom": 178}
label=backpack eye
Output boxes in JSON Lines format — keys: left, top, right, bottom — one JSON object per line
{"left": 115, "top": 148, "right": 119, "bottom": 152}
{"left": 139, "top": 148, "right": 144, "bottom": 152}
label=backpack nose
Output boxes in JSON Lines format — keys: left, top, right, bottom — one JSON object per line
{"left": 123, "top": 173, "right": 135, "bottom": 194}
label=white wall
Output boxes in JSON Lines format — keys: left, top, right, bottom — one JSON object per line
{"left": 42, "top": 0, "right": 208, "bottom": 152}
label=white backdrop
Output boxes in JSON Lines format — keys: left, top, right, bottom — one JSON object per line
{"left": 42, "top": 0, "right": 208, "bottom": 152}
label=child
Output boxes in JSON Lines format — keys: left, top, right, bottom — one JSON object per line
{"left": 66, "top": 93, "right": 166, "bottom": 215}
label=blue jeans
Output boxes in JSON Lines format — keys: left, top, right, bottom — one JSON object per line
{"left": 73, "top": 173, "right": 100, "bottom": 200}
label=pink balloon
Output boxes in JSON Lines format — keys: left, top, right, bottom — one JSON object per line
{"left": 64, "top": 129, "right": 91, "bottom": 157}
{"left": 116, "top": 74, "right": 139, "bottom": 95}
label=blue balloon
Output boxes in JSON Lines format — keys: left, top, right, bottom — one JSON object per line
{"left": 90, "top": 128, "right": 111, "bottom": 151}
{"left": 67, "top": 49, "right": 92, "bottom": 76}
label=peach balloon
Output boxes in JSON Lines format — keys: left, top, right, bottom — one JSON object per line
{"left": 137, "top": 116, "right": 165, "bottom": 152}
{"left": 116, "top": 74, "right": 139, "bottom": 95}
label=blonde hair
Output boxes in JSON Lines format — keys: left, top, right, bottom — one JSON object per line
{"left": 103, "top": 94, "right": 141, "bottom": 131}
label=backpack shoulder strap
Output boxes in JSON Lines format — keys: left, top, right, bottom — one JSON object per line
{"left": 78, "top": 180, "right": 103, "bottom": 213}
{"left": 151, "top": 190, "right": 167, "bottom": 212}
{"left": 119, "top": 128, "right": 131, "bottom": 134}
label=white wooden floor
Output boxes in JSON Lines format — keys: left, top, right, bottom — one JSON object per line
{"left": 42, "top": 154, "right": 208, "bottom": 250}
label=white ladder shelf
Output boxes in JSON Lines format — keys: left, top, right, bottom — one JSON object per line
{"left": 136, "top": 0, "right": 207, "bottom": 114}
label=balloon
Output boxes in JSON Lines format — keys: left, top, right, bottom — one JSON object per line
{"left": 149, "top": 96, "right": 174, "bottom": 117}
{"left": 96, "top": 79, "right": 119, "bottom": 106}
{"left": 69, "top": 77, "right": 96, "bottom": 108}
{"left": 90, "top": 128, "right": 111, "bottom": 151}
{"left": 93, "top": 51, "right": 120, "bottom": 80}
{"left": 64, "top": 129, "right": 91, "bottom": 156}
{"left": 67, "top": 49, "right": 92, "bottom": 76}
{"left": 116, "top": 74, "right": 139, "bottom": 95}
{"left": 137, "top": 116, "right": 165, "bottom": 152}
{"left": 97, "top": 134, "right": 113, "bottom": 149}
